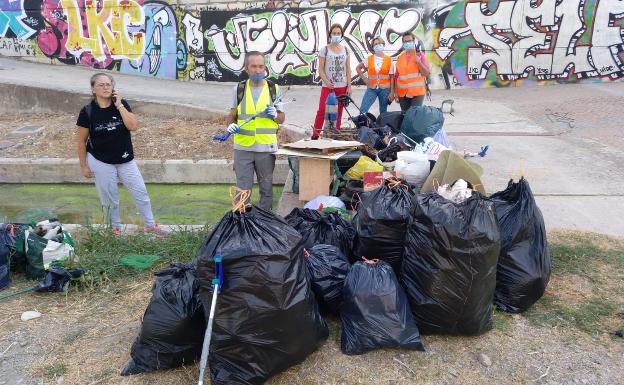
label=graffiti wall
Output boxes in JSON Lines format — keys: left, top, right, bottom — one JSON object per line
{"left": 0, "top": 0, "right": 623, "bottom": 88}
{"left": 436, "top": 0, "right": 624, "bottom": 87}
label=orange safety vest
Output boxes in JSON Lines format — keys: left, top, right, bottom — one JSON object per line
{"left": 395, "top": 51, "right": 426, "bottom": 98}
{"left": 367, "top": 54, "right": 392, "bottom": 89}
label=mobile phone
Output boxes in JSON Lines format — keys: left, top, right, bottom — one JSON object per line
{"left": 112, "top": 89, "right": 117, "bottom": 104}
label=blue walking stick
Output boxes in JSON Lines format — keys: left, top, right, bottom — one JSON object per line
{"left": 196, "top": 253, "right": 224, "bottom": 385}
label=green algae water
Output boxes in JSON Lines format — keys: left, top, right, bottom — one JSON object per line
{"left": 0, "top": 184, "right": 283, "bottom": 225}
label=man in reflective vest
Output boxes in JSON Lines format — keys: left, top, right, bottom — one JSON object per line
{"left": 392, "top": 32, "right": 430, "bottom": 112}
{"left": 226, "top": 51, "right": 285, "bottom": 211}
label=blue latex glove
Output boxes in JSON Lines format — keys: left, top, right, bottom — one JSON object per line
{"left": 213, "top": 132, "right": 232, "bottom": 142}
{"left": 262, "top": 105, "right": 278, "bottom": 120}
{"left": 227, "top": 123, "right": 240, "bottom": 134}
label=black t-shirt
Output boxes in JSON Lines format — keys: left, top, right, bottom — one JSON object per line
{"left": 76, "top": 99, "right": 134, "bottom": 164}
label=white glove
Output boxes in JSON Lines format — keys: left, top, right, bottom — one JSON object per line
{"left": 262, "top": 105, "right": 278, "bottom": 120}
{"left": 227, "top": 123, "right": 240, "bottom": 134}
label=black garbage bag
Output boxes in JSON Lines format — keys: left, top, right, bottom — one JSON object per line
{"left": 357, "top": 126, "right": 385, "bottom": 150}
{"left": 351, "top": 112, "right": 376, "bottom": 128}
{"left": 376, "top": 111, "right": 403, "bottom": 133}
{"left": 3, "top": 224, "right": 26, "bottom": 275}
{"left": 33, "top": 268, "right": 85, "bottom": 293}
{"left": 339, "top": 180, "right": 371, "bottom": 211}
{"left": 402, "top": 192, "right": 500, "bottom": 335}
{"left": 341, "top": 259, "right": 424, "bottom": 355}
{"left": 490, "top": 178, "right": 551, "bottom": 313}
{"left": 305, "top": 244, "right": 351, "bottom": 315}
{"left": 33, "top": 268, "right": 70, "bottom": 292}
{"left": 377, "top": 140, "right": 404, "bottom": 163}
{"left": 121, "top": 263, "right": 206, "bottom": 376}
{"left": 285, "top": 208, "right": 356, "bottom": 259}
{"left": 0, "top": 229, "right": 10, "bottom": 291}
{"left": 197, "top": 205, "right": 328, "bottom": 385}
{"left": 353, "top": 179, "right": 415, "bottom": 275}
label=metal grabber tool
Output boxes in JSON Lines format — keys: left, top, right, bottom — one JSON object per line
{"left": 196, "top": 253, "right": 224, "bottom": 385}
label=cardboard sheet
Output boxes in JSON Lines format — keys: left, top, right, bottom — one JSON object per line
{"left": 275, "top": 147, "right": 352, "bottom": 160}
{"left": 282, "top": 139, "right": 362, "bottom": 154}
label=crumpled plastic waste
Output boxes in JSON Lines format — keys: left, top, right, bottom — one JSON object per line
{"left": 436, "top": 179, "right": 473, "bottom": 204}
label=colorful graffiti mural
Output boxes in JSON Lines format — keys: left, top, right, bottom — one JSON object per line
{"left": 0, "top": 0, "right": 39, "bottom": 39}
{"left": 0, "top": 0, "right": 623, "bottom": 87}
{"left": 436, "top": 0, "right": 624, "bottom": 87}
{"left": 202, "top": 5, "right": 423, "bottom": 83}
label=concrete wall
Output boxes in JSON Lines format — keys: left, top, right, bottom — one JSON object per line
{"left": 1, "top": 0, "right": 623, "bottom": 88}
{"left": 0, "top": 83, "right": 221, "bottom": 119}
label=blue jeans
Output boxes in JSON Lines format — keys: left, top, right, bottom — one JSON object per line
{"left": 360, "top": 87, "right": 391, "bottom": 114}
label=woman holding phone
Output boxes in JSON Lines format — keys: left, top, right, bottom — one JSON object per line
{"left": 75, "top": 73, "right": 164, "bottom": 235}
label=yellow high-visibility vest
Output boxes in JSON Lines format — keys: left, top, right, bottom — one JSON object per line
{"left": 234, "top": 80, "right": 279, "bottom": 152}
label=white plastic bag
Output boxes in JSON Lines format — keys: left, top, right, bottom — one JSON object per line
{"left": 420, "top": 138, "right": 448, "bottom": 161}
{"left": 397, "top": 150, "right": 428, "bottom": 164}
{"left": 304, "top": 195, "right": 346, "bottom": 210}
{"left": 21, "top": 310, "right": 42, "bottom": 321}
{"left": 395, "top": 160, "right": 430, "bottom": 190}
{"left": 432, "top": 128, "right": 451, "bottom": 148}
{"left": 42, "top": 240, "right": 74, "bottom": 269}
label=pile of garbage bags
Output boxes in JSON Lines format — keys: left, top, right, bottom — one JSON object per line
{"left": 117, "top": 174, "right": 550, "bottom": 383}
{"left": 112, "top": 99, "right": 551, "bottom": 383}
{"left": 0, "top": 219, "right": 77, "bottom": 292}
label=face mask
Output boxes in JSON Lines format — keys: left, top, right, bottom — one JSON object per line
{"left": 373, "top": 44, "right": 384, "bottom": 53}
{"left": 249, "top": 72, "right": 264, "bottom": 83}
{"left": 403, "top": 41, "right": 415, "bottom": 51}
{"left": 330, "top": 35, "right": 342, "bottom": 44}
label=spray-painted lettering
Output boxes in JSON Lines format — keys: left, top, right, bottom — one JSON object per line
{"left": 437, "top": 0, "right": 624, "bottom": 84}
{"left": 60, "top": 0, "right": 144, "bottom": 60}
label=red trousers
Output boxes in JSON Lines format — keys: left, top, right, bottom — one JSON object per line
{"left": 312, "top": 86, "right": 348, "bottom": 138}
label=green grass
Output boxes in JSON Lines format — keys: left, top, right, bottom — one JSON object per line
{"left": 43, "top": 363, "right": 68, "bottom": 378}
{"left": 522, "top": 232, "right": 624, "bottom": 336}
{"left": 493, "top": 309, "right": 514, "bottom": 333}
{"left": 70, "top": 225, "right": 209, "bottom": 288}
{"left": 0, "top": 183, "right": 283, "bottom": 225}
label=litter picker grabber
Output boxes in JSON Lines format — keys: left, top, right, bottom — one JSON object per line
{"left": 336, "top": 94, "right": 376, "bottom": 129}
{"left": 195, "top": 253, "right": 224, "bottom": 385}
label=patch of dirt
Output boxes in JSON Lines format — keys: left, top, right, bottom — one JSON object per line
{"left": 547, "top": 273, "right": 594, "bottom": 305}
{"left": 0, "top": 113, "right": 294, "bottom": 161}
{"left": 0, "top": 274, "right": 621, "bottom": 385}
